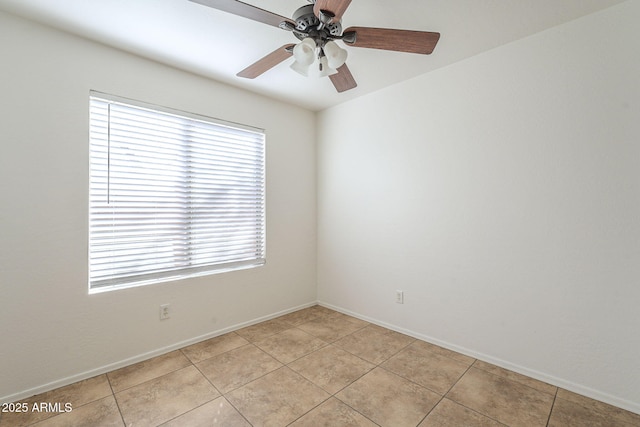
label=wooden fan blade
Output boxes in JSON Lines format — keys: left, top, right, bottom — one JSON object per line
{"left": 329, "top": 64, "right": 357, "bottom": 93}
{"left": 314, "top": 0, "right": 352, "bottom": 22}
{"left": 189, "top": 0, "right": 294, "bottom": 28}
{"left": 343, "top": 27, "right": 440, "bottom": 54}
{"left": 237, "top": 44, "right": 294, "bottom": 79}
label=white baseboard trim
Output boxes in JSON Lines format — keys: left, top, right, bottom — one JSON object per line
{"left": 317, "top": 300, "right": 640, "bottom": 416}
{"left": 0, "top": 301, "right": 317, "bottom": 405}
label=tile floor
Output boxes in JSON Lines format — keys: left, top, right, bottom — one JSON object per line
{"left": 2, "top": 305, "right": 639, "bottom": 427}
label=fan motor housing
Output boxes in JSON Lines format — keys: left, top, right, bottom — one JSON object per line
{"left": 292, "top": 4, "right": 342, "bottom": 41}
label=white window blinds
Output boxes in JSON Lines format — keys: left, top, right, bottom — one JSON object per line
{"left": 89, "top": 92, "right": 265, "bottom": 291}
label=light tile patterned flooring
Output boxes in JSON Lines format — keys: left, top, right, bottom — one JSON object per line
{"left": 2, "top": 305, "right": 639, "bottom": 426}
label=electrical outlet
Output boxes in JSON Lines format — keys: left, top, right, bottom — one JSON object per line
{"left": 396, "top": 290, "right": 404, "bottom": 304}
{"left": 160, "top": 304, "right": 170, "bottom": 320}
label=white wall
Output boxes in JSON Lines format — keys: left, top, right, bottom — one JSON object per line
{"left": 318, "top": 0, "right": 639, "bottom": 414}
{"left": 0, "top": 11, "right": 317, "bottom": 402}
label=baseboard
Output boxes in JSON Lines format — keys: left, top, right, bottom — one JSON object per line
{"left": 0, "top": 301, "right": 317, "bottom": 404}
{"left": 317, "top": 300, "right": 640, "bottom": 416}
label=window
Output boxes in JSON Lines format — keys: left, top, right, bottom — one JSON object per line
{"left": 89, "top": 92, "right": 265, "bottom": 292}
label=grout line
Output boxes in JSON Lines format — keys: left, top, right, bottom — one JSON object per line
{"left": 436, "top": 364, "right": 518, "bottom": 427}
{"left": 546, "top": 388, "right": 559, "bottom": 427}
{"left": 106, "top": 362, "right": 195, "bottom": 395}
{"left": 105, "top": 373, "right": 127, "bottom": 427}
{"left": 328, "top": 397, "right": 383, "bottom": 427}
{"left": 414, "top": 360, "right": 470, "bottom": 425}
{"left": 284, "top": 395, "right": 332, "bottom": 426}
{"left": 192, "top": 358, "right": 222, "bottom": 396}
{"left": 222, "top": 395, "right": 254, "bottom": 427}
{"left": 158, "top": 399, "right": 212, "bottom": 426}
{"left": 469, "top": 362, "right": 558, "bottom": 396}
{"left": 206, "top": 343, "right": 284, "bottom": 395}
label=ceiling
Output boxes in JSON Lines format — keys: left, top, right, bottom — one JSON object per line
{"left": 0, "top": 0, "right": 625, "bottom": 111}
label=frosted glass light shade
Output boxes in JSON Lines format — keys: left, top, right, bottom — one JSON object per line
{"left": 293, "top": 38, "right": 316, "bottom": 65}
{"left": 324, "top": 40, "right": 348, "bottom": 69}
{"left": 290, "top": 60, "right": 311, "bottom": 76}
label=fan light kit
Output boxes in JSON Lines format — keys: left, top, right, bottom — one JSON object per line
{"left": 190, "top": 0, "right": 440, "bottom": 92}
{"left": 290, "top": 38, "right": 347, "bottom": 77}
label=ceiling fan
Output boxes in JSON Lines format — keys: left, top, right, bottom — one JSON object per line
{"left": 189, "top": 0, "right": 440, "bottom": 93}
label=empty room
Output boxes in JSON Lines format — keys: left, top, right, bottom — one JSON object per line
{"left": 0, "top": 0, "right": 638, "bottom": 426}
